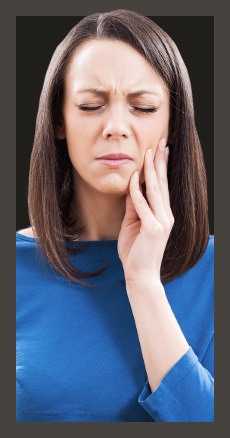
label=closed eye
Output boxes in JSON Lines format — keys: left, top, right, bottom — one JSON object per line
{"left": 132, "top": 106, "right": 157, "bottom": 113}
{"left": 78, "top": 105, "right": 157, "bottom": 113}
{"left": 78, "top": 105, "right": 103, "bottom": 111}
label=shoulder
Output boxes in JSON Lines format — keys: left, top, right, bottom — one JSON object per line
{"left": 16, "top": 227, "right": 37, "bottom": 252}
{"left": 168, "top": 235, "right": 214, "bottom": 292}
{"left": 16, "top": 227, "right": 40, "bottom": 270}
{"left": 200, "top": 235, "right": 214, "bottom": 265}
{"left": 206, "top": 234, "right": 214, "bottom": 250}
{"left": 16, "top": 227, "right": 35, "bottom": 238}
{"left": 166, "top": 236, "right": 214, "bottom": 320}
{"left": 187, "top": 235, "right": 214, "bottom": 277}
{"left": 183, "top": 235, "right": 214, "bottom": 289}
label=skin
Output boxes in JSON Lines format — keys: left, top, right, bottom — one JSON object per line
{"left": 57, "top": 39, "right": 170, "bottom": 241}
{"left": 21, "top": 39, "right": 189, "bottom": 392}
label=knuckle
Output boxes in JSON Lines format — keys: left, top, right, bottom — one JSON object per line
{"left": 163, "top": 218, "right": 171, "bottom": 231}
{"left": 170, "top": 214, "right": 175, "bottom": 227}
{"left": 161, "top": 215, "right": 174, "bottom": 233}
{"left": 153, "top": 221, "right": 164, "bottom": 235}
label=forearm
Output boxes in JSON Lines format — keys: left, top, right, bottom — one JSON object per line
{"left": 126, "top": 278, "right": 189, "bottom": 392}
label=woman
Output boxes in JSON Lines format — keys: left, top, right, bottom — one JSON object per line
{"left": 16, "top": 10, "right": 214, "bottom": 422}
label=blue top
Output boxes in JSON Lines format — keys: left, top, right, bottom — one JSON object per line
{"left": 16, "top": 233, "right": 214, "bottom": 422}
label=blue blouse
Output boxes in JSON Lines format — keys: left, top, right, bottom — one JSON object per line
{"left": 16, "top": 233, "right": 214, "bottom": 422}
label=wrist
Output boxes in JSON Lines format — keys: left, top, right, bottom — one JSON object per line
{"left": 125, "top": 276, "right": 165, "bottom": 301}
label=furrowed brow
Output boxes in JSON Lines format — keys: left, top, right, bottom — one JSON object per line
{"left": 76, "top": 88, "right": 106, "bottom": 96}
{"left": 128, "top": 90, "right": 160, "bottom": 97}
{"left": 75, "top": 88, "right": 160, "bottom": 97}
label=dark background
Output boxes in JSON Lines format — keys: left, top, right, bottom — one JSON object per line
{"left": 16, "top": 16, "right": 214, "bottom": 234}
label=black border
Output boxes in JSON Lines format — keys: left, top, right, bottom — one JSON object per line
{"left": 4, "top": 0, "right": 227, "bottom": 435}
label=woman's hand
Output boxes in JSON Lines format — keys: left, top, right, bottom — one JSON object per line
{"left": 118, "top": 138, "right": 174, "bottom": 285}
{"left": 118, "top": 139, "right": 189, "bottom": 393}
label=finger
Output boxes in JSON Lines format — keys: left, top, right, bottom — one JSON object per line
{"left": 122, "top": 193, "right": 139, "bottom": 225}
{"left": 154, "top": 139, "right": 174, "bottom": 223}
{"left": 144, "top": 147, "right": 167, "bottom": 223}
{"left": 129, "top": 171, "right": 158, "bottom": 227}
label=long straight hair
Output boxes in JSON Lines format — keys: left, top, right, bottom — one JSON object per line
{"left": 28, "top": 10, "right": 210, "bottom": 287}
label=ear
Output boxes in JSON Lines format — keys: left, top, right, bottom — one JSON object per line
{"left": 56, "top": 122, "right": 66, "bottom": 140}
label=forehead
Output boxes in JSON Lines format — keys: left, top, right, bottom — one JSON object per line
{"left": 65, "top": 39, "right": 168, "bottom": 95}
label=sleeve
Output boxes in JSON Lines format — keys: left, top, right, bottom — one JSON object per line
{"left": 138, "top": 340, "right": 214, "bottom": 422}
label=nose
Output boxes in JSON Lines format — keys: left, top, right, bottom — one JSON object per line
{"left": 102, "top": 106, "right": 131, "bottom": 140}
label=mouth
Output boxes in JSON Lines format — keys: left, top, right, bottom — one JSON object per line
{"left": 96, "top": 153, "right": 133, "bottom": 169}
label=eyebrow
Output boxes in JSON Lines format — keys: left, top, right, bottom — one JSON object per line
{"left": 75, "top": 88, "right": 161, "bottom": 97}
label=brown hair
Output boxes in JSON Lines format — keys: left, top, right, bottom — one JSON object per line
{"left": 28, "top": 10, "right": 209, "bottom": 287}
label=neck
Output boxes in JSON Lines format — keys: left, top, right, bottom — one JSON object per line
{"left": 71, "top": 183, "right": 126, "bottom": 241}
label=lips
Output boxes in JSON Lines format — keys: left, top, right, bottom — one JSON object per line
{"left": 96, "top": 153, "right": 133, "bottom": 168}
{"left": 97, "top": 153, "right": 133, "bottom": 160}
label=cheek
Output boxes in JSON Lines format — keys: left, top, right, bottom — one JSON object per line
{"left": 141, "top": 114, "right": 169, "bottom": 148}
{"left": 65, "top": 115, "right": 99, "bottom": 148}
{"left": 138, "top": 116, "right": 169, "bottom": 183}
{"left": 65, "top": 124, "right": 88, "bottom": 160}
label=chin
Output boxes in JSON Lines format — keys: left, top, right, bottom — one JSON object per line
{"left": 94, "top": 174, "right": 130, "bottom": 196}
{"left": 98, "top": 183, "right": 129, "bottom": 197}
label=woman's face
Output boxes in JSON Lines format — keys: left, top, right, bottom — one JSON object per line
{"left": 59, "top": 39, "right": 170, "bottom": 196}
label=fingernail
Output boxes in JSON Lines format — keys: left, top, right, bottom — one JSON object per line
{"left": 147, "top": 148, "right": 153, "bottom": 162}
{"left": 159, "top": 139, "right": 166, "bottom": 150}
